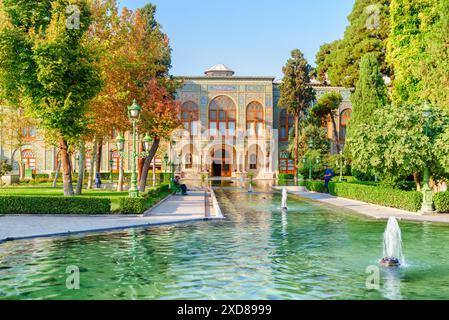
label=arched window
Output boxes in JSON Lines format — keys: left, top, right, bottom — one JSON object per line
{"left": 181, "top": 101, "right": 199, "bottom": 135}
{"left": 22, "top": 149, "right": 36, "bottom": 170}
{"left": 209, "top": 96, "right": 236, "bottom": 136}
{"left": 339, "top": 109, "right": 352, "bottom": 142}
{"left": 246, "top": 102, "right": 264, "bottom": 137}
{"left": 279, "top": 109, "right": 294, "bottom": 141}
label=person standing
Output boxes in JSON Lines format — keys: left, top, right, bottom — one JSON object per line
{"left": 95, "top": 172, "right": 102, "bottom": 189}
{"left": 323, "top": 165, "right": 334, "bottom": 193}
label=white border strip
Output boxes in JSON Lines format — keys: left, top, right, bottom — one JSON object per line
{"left": 210, "top": 188, "right": 224, "bottom": 219}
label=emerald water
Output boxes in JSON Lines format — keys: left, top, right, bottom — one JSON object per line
{"left": 1, "top": 186, "right": 449, "bottom": 300}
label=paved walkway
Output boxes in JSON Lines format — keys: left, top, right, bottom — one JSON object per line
{"left": 0, "top": 191, "right": 219, "bottom": 243}
{"left": 288, "top": 190, "right": 449, "bottom": 224}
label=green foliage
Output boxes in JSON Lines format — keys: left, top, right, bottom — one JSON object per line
{"left": 279, "top": 49, "right": 315, "bottom": 117}
{"left": 278, "top": 173, "right": 294, "bottom": 181}
{"left": 434, "top": 192, "right": 449, "bottom": 213}
{"left": 329, "top": 182, "right": 423, "bottom": 212}
{"left": 0, "top": 195, "right": 111, "bottom": 214}
{"left": 311, "top": 92, "right": 343, "bottom": 152}
{"left": 305, "top": 180, "right": 326, "bottom": 193}
{"left": 117, "top": 184, "right": 170, "bottom": 214}
{"left": 388, "top": 0, "right": 448, "bottom": 108}
{"left": 290, "top": 124, "right": 330, "bottom": 159}
{"left": 316, "top": 0, "right": 391, "bottom": 87}
{"left": 118, "top": 197, "right": 145, "bottom": 215}
{"left": 347, "top": 103, "right": 449, "bottom": 184}
{"left": 0, "top": 160, "right": 13, "bottom": 179}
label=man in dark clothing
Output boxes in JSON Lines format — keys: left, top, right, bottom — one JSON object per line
{"left": 95, "top": 172, "right": 102, "bottom": 189}
{"left": 174, "top": 176, "right": 187, "bottom": 195}
{"left": 323, "top": 165, "right": 334, "bottom": 193}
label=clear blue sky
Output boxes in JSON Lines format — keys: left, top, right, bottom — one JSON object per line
{"left": 119, "top": 0, "right": 355, "bottom": 78}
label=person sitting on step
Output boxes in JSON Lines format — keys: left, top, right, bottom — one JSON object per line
{"left": 173, "top": 176, "right": 187, "bottom": 195}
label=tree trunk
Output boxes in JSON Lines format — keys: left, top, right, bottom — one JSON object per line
{"left": 59, "top": 138, "right": 74, "bottom": 196}
{"left": 330, "top": 113, "right": 340, "bottom": 154}
{"left": 138, "top": 140, "right": 144, "bottom": 182}
{"left": 117, "top": 156, "right": 124, "bottom": 192}
{"left": 413, "top": 172, "right": 422, "bottom": 191}
{"left": 152, "top": 160, "right": 156, "bottom": 187}
{"left": 87, "top": 140, "right": 97, "bottom": 189}
{"left": 96, "top": 138, "right": 103, "bottom": 176}
{"left": 52, "top": 160, "right": 61, "bottom": 188}
{"left": 294, "top": 114, "right": 299, "bottom": 182}
{"left": 76, "top": 140, "right": 85, "bottom": 195}
{"left": 139, "top": 138, "right": 160, "bottom": 192}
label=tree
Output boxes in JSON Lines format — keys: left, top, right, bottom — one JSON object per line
{"left": 388, "top": 0, "right": 448, "bottom": 108}
{"left": 311, "top": 92, "right": 343, "bottom": 153}
{"left": 0, "top": 104, "right": 37, "bottom": 178}
{"left": 348, "top": 103, "right": 449, "bottom": 189}
{"left": 346, "top": 53, "right": 388, "bottom": 158}
{"left": 316, "top": 0, "right": 391, "bottom": 87}
{"left": 279, "top": 49, "right": 316, "bottom": 178}
{"left": 0, "top": 0, "right": 102, "bottom": 196}
{"left": 0, "top": 159, "right": 13, "bottom": 186}
{"left": 88, "top": 2, "right": 179, "bottom": 193}
{"left": 289, "top": 124, "right": 330, "bottom": 159}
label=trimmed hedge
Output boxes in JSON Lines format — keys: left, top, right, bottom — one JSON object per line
{"left": 329, "top": 182, "right": 423, "bottom": 212}
{"left": 117, "top": 184, "right": 171, "bottom": 214}
{"left": 118, "top": 197, "right": 146, "bottom": 215}
{"left": 434, "top": 192, "right": 449, "bottom": 213}
{"left": 0, "top": 196, "right": 111, "bottom": 214}
{"left": 305, "top": 180, "right": 326, "bottom": 192}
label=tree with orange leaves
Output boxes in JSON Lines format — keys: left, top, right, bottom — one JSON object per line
{"left": 88, "top": 1, "right": 180, "bottom": 192}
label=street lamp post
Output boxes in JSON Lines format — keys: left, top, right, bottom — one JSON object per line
{"left": 420, "top": 103, "right": 434, "bottom": 213}
{"left": 109, "top": 157, "right": 114, "bottom": 184}
{"left": 163, "top": 153, "right": 169, "bottom": 184}
{"left": 339, "top": 150, "right": 343, "bottom": 182}
{"left": 116, "top": 129, "right": 152, "bottom": 197}
{"left": 128, "top": 100, "right": 141, "bottom": 198}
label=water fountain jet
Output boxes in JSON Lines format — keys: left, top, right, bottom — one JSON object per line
{"left": 380, "top": 217, "right": 403, "bottom": 267}
{"left": 281, "top": 187, "right": 288, "bottom": 210}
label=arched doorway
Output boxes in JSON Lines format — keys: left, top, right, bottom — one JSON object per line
{"left": 210, "top": 145, "right": 235, "bottom": 177}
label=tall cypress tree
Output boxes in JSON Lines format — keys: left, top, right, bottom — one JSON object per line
{"left": 279, "top": 49, "right": 315, "bottom": 178}
{"left": 346, "top": 53, "right": 388, "bottom": 156}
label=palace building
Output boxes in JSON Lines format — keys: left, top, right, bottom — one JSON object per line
{"left": 0, "top": 64, "right": 352, "bottom": 181}
{"left": 172, "top": 64, "right": 352, "bottom": 179}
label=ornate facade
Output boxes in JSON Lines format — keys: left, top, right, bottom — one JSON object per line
{"left": 172, "top": 64, "right": 353, "bottom": 179}
{"left": 0, "top": 64, "right": 353, "bottom": 181}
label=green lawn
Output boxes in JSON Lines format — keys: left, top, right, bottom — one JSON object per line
{"left": 0, "top": 185, "right": 169, "bottom": 212}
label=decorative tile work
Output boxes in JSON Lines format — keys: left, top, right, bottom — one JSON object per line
{"left": 200, "top": 95, "right": 208, "bottom": 107}
{"left": 208, "top": 85, "right": 238, "bottom": 92}
{"left": 179, "top": 92, "right": 200, "bottom": 103}
{"left": 246, "top": 93, "right": 263, "bottom": 104}
{"left": 182, "top": 83, "right": 201, "bottom": 92}
{"left": 246, "top": 85, "right": 265, "bottom": 92}
{"left": 265, "top": 94, "right": 272, "bottom": 107}
{"left": 239, "top": 94, "right": 245, "bottom": 107}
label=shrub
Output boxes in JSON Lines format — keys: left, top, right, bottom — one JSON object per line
{"left": 0, "top": 196, "right": 111, "bottom": 214}
{"left": 304, "top": 180, "right": 326, "bottom": 192}
{"left": 278, "top": 173, "right": 294, "bottom": 181}
{"left": 434, "top": 192, "right": 449, "bottom": 213}
{"left": 117, "top": 184, "right": 170, "bottom": 214}
{"left": 32, "top": 173, "right": 50, "bottom": 179}
{"left": 329, "top": 182, "right": 423, "bottom": 212}
{"left": 118, "top": 197, "right": 146, "bottom": 214}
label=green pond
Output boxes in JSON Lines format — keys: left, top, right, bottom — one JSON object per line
{"left": 1, "top": 186, "right": 449, "bottom": 300}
